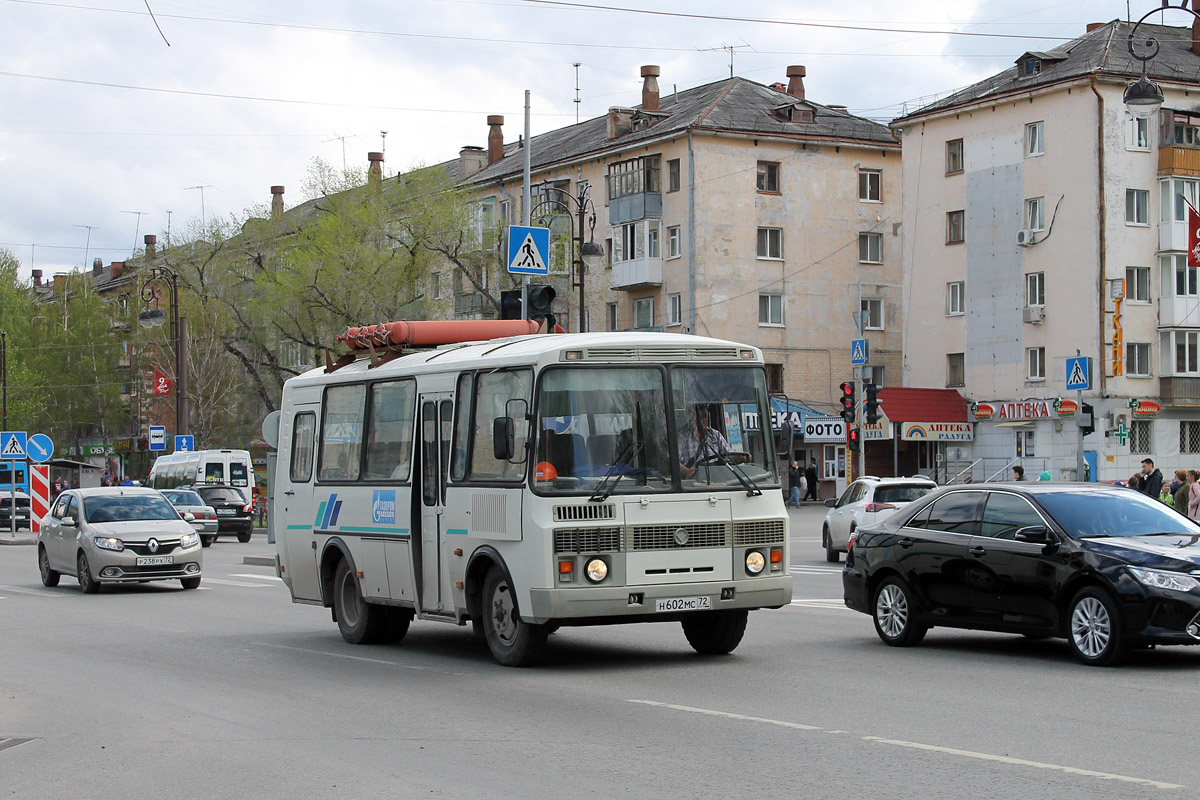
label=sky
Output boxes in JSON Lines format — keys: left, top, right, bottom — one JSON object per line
{"left": 0, "top": 0, "right": 1148, "bottom": 278}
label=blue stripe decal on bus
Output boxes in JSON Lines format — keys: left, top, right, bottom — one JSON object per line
{"left": 320, "top": 493, "right": 338, "bottom": 529}
{"left": 339, "top": 526, "right": 411, "bottom": 535}
{"left": 285, "top": 524, "right": 311, "bottom": 530}
{"left": 446, "top": 528, "right": 469, "bottom": 535}
{"left": 329, "top": 499, "right": 343, "bottom": 527}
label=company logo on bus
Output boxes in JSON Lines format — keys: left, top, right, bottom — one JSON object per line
{"left": 372, "top": 490, "right": 397, "bottom": 525}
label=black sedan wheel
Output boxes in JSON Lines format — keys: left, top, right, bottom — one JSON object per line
{"left": 872, "top": 577, "right": 927, "bottom": 647}
{"left": 1066, "top": 587, "right": 1128, "bottom": 666}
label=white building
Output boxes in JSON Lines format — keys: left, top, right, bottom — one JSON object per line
{"left": 895, "top": 19, "right": 1200, "bottom": 483}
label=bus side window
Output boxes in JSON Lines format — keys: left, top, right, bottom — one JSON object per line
{"left": 362, "top": 379, "right": 416, "bottom": 481}
{"left": 450, "top": 373, "right": 474, "bottom": 482}
{"left": 319, "top": 384, "right": 366, "bottom": 482}
{"left": 290, "top": 412, "right": 316, "bottom": 483}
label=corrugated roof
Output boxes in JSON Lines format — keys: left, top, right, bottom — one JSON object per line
{"left": 878, "top": 387, "right": 969, "bottom": 423}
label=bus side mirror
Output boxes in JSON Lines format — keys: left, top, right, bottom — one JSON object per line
{"left": 775, "top": 421, "right": 794, "bottom": 457}
{"left": 493, "top": 417, "right": 515, "bottom": 461}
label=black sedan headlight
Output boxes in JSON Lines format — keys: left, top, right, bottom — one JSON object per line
{"left": 1128, "top": 567, "right": 1200, "bottom": 593}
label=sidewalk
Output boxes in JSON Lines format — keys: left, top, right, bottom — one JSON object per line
{"left": 0, "top": 532, "right": 35, "bottom": 546}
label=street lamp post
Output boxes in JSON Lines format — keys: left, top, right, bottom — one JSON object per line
{"left": 138, "top": 266, "right": 188, "bottom": 437}
{"left": 531, "top": 182, "right": 605, "bottom": 331}
{"left": 1122, "top": 1, "right": 1200, "bottom": 119}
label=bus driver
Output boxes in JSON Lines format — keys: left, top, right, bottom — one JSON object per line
{"left": 679, "top": 406, "right": 749, "bottom": 478}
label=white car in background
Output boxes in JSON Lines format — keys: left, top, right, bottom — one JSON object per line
{"left": 821, "top": 476, "right": 938, "bottom": 562}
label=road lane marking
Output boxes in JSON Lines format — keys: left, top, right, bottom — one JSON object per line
{"left": 0, "top": 585, "right": 66, "bottom": 598}
{"left": 863, "top": 736, "right": 1183, "bottom": 791}
{"left": 255, "top": 642, "right": 471, "bottom": 677}
{"left": 230, "top": 573, "right": 283, "bottom": 581}
{"left": 626, "top": 700, "right": 1183, "bottom": 791}
{"left": 201, "top": 578, "right": 271, "bottom": 588}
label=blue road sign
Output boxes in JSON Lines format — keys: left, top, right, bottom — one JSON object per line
{"left": 850, "top": 338, "right": 869, "bottom": 366}
{"left": 149, "top": 426, "right": 166, "bottom": 452}
{"left": 507, "top": 225, "right": 551, "bottom": 275}
{"left": 0, "top": 431, "right": 27, "bottom": 459}
{"left": 1065, "top": 356, "right": 1091, "bottom": 391}
{"left": 175, "top": 435, "right": 194, "bottom": 452}
{"left": 27, "top": 434, "right": 53, "bottom": 463}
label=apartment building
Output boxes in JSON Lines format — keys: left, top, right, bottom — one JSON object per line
{"left": 896, "top": 19, "right": 1200, "bottom": 482}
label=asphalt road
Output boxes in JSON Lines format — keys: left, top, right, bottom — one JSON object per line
{"left": 3, "top": 507, "right": 1198, "bottom": 799}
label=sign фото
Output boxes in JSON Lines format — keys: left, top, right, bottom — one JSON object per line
{"left": 803, "top": 417, "right": 846, "bottom": 442}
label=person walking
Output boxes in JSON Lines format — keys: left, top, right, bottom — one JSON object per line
{"left": 1012, "top": 465, "right": 1025, "bottom": 481}
{"left": 1188, "top": 470, "right": 1200, "bottom": 521}
{"left": 786, "top": 461, "right": 803, "bottom": 508}
{"left": 1175, "top": 470, "right": 1194, "bottom": 514}
{"left": 803, "top": 459, "right": 819, "bottom": 501}
{"left": 1139, "top": 458, "right": 1164, "bottom": 500}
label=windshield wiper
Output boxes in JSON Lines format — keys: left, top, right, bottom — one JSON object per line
{"left": 724, "top": 456, "right": 762, "bottom": 497}
{"left": 590, "top": 440, "right": 644, "bottom": 502}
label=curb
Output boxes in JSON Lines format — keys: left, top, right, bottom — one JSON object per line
{"left": 0, "top": 535, "right": 35, "bottom": 546}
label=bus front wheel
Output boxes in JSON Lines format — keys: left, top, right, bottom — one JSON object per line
{"left": 333, "top": 559, "right": 388, "bottom": 644}
{"left": 681, "top": 609, "right": 748, "bottom": 655}
{"left": 482, "top": 567, "right": 547, "bottom": 667}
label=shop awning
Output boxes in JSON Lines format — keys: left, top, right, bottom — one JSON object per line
{"left": 770, "top": 396, "right": 829, "bottom": 427}
{"left": 877, "top": 387, "right": 969, "bottom": 423}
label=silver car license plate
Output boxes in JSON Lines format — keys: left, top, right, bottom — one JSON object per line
{"left": 655, "top": 596, "right": 712, "bottom": 612}
{"left": 135, "top": 555, "right": 174, "bottom": 566}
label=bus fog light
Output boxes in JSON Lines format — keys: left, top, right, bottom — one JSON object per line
{"left": 585, "top": 558, "right": 608, "bottom": 583}
{"left": 745, "top": 551, "right": 765, "bottom": 574}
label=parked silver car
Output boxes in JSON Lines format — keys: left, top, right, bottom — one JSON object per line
{"left": 160, "top": 488, "right": 219, "bottom": 547}
{"left": 37, "top": 487, "right": 203, "bottom": 592}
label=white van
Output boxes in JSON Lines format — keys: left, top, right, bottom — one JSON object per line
{"left": 148, "top": 449, "right": 254, "bottom": 501}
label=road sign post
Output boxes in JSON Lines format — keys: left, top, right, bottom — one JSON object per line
{"left": 149, "top": 426, "right": 166, "bottom": 452}
{"left": 1066, "top": 354, "right": 1092, "bottom": 481}
{"left": 175, "top": 435, "right": 194, "bottom": 452}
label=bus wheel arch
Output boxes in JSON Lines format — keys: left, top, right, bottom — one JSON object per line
{"left": 465, "top": 546, "right": 512, "bottom": 626}
{"left": 319, "top": 537, "right": 355, "bottom": 614}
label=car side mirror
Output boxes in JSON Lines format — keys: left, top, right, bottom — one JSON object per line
{"left": 493, "top": 417, "right": 515, "bottom": 461}
{"left": 1014, "top": 525, "right": 1050, "bottom": 544}
{"left": 824, "top": 498, "right": 837, "bottom": 508}
{"left": 62, "top": 516, "right": 76, "bottom": 527}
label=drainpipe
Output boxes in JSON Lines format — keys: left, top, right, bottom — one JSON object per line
{"left": 687, "top": 129, "right": 696, "bottom": 333}
{"left": 1090, "top": 77, "right": 1107, "bottom": 398}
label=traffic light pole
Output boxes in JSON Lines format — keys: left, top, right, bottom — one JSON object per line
{"left": 521, "top": 89, "right": 531, "bottom": 320}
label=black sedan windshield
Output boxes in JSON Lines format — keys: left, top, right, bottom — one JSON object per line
{"left": 1037, "top": 489, "right": 1200, "bottom": 538}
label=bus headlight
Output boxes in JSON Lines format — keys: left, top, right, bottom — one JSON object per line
{"left": 745, "top": 550, "right": 766, "bottom": 575}
{"left": 585, "top": 558, "right": 608, "bottom": 583}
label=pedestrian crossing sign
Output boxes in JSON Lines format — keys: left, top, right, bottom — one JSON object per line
{"left": 0, "top": 431, "right": 27, "bottom": 459}
{"left": 1065, "top": 357, "right": 1091, "bottom": 391}
{"left": 507, "top": 225, "right": 551, "bottom": 276}
{"left": 850, "top": 338, "right": 868, "bottom": 365}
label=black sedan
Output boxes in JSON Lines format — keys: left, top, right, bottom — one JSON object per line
{"left": 842, "top": 483, "right": 1200, "bottom": 665}
{"left": 191, "top": 484, "right": 253, "bottom": 542}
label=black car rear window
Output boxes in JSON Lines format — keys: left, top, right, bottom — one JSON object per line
{"left": 1036, "top": 489, "right": 1200, "bottom": 538}
{"left": 874, "top": 485, "right": 935, "bottom": 504}
{"left": 197, "top": 488, "right": 243, "bottom": 503}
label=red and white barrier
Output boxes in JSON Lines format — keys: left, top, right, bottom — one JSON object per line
{"left": 30, "top": 465, "right": 49, "bottom": 534}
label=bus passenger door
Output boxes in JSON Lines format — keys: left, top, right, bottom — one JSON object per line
{"left": 417, "top": 394, "right": 453, "bottom": 613}
{"left": 279, "top": 406, "right": 321, "bottom": 601}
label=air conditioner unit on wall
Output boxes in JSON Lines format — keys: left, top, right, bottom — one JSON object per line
{"left": 1022, "top": 306, "right": 1045, "bottom": 324}
{"left": 1016, "top": 229, "right": 1038, "bottom": 246}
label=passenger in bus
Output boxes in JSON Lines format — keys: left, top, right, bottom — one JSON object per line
{"left": 678, "top": 407, "right": 749, "bottom": 478}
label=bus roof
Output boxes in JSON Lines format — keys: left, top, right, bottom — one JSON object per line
{"left": 287, "top": 331, "right": 764, "bottom": 388}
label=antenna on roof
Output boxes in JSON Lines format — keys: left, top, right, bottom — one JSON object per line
{"left": 701, "top": 42, "right": 751, "bottom": 79}
{"left": 573, "top": 62, "right": 581, "bottom": 125}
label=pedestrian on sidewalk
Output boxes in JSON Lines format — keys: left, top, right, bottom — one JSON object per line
{"left": 803, "top": 459, "right": 819, "bottom": 501}
{"left": 786, "top": 461, "right": 803, "bottom": 507}
{"left": 1175, "top": 470, "right": 1195, "bottom": 515}
{"left": 1139, "top": 458, "right": 1163, "bottom": 500}
{"left": 1188, "top": 470, "right": 1200, "bottom": 521}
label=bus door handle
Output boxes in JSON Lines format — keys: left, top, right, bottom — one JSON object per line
{"left": 283, "top": 490, "right": 295, "bottom": 496}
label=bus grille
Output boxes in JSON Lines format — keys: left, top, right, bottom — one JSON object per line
{"left": 630, "top": 523, "right": 729, "bottom": 550}
{"left": 554, "top": 527, "right": 623, "bottom": 553}
{"left": 733, "top": 519, "right": 786, "bottom": 545}
{"left": 554, "top": 503, "right": 615, "bottom": 522}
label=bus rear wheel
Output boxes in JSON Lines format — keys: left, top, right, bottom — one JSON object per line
{"left": 333, "top": 559, "right": 388, "bottom": 644}
{"left": 482, "top": 567, "right": 547, "bottom": 667}
{"left": 681, "top": 609, "right": 748, "bottom": 655}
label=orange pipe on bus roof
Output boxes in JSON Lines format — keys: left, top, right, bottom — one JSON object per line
{"left": 337, "top": 319, "right": 548, "bottom": 350}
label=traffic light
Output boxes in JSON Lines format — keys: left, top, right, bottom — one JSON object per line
{"left": 526, "top": 284, "right": 556, "bottom": 320}
{"left": 864, "top": 383, "right": 880, "bottom": 425}
{"left": 839, "top": 381, "right": 856, "bottom": 423}
{"left": 847, "top": 426, "right": 861, "bottom": 453}
{"left": 1080, "top": 402, "right": 1095, "bottom": 437}
{"left": 499, "top": 289, "right": 523, "bottom": 320}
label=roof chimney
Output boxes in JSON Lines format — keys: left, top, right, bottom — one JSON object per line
{"left": 92, "top": 258, "right": 103, "bottom": 276}
{"left": 270, "top": 185, "right": 285, "bottom": 219}
{"left": 144, "top": 234, "right": 156, "bottom": 261}
{"left": 641, "top": 65, "right": 661, "bottom": 111}
{"left": 111, "top": 261, "right": 125, "bottom": 280}
{"left": 487, "top": 115, "right": 505, "bottom": 165}
{"left": 367, "top": 153, "right": 383, "bottom": 190}
{"left": 53, "top": 274, "right": 65, "bottom": 295}
{"left": 459, "top": 146, "right": 486, "bottom": 178}
{"left": 786, "top": 66, "right": 806, "bottom": 100}
{"left": 1086, "top": 22, "right": 1104, "bottom": 33}
{"left": 31, "top": 269, "right": 42, "bottom": 287}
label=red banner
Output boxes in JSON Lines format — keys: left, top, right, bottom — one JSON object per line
{"left": 153, "top": 367, "right": 173, "bottom": 396}
{"left": 1190, "top": 203, "right": 1200, "bottom": 268}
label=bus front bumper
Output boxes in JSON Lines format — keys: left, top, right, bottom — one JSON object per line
{"left": 527, "top": 576, "right": 792, "bottom": 623}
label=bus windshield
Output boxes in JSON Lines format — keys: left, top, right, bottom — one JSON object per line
{"left": 671, "top": 366, "right": 778, "bottom": 490}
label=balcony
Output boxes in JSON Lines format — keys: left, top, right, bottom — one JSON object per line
{"left": 1161, "top": 376, "right": 1200, "bottom": 406}
{"left": 609, "top": 192, "right": 662, "bottom": 225}
{"left": 1159, "top": 296, "right": 1200, "bottom": 328}
{"left": 1159, "top": 146, "right": 1200, "bottom": 178}
{"left": 612, "top": 257, "right": 663, "bottom": 290}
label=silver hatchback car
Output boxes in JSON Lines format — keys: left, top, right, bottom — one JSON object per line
{"left": 37, "top": 487, "right": 203, "bottom": 592}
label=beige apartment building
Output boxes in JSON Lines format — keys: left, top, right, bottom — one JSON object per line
{"left": 444, "top": 65, "right": 901, "bottom": 489}
{"left": 896, "top": 19, "right": 1200, "bottom": 483}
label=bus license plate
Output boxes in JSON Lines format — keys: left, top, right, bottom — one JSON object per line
{"left": 655, "top": 596, "right": 712, "bottom": 612}
{"left": 136, "top": 556, "right": 174, "bottom": 566}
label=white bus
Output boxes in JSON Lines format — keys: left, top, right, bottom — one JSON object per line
{"left": 148, "top": 449, "right": 254, "bottom": 500}
{"left": 269, "top": 322, "right": 792, "bottom": 666}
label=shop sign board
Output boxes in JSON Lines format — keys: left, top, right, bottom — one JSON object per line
{"left": 901, "top": 422, "right": 973, "bottom": 441}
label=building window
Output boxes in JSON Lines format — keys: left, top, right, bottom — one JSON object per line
{"left": 1126, "top": 115, "right": 1150, "bottom": 150}
{"left": 1160, "top": 177, "right": 1199, "bottom": 223}
{"left": 759, "top": 294, "right": 783, "bottom": 326}
{"left": 858, "top": 169, "right": 881, "bottom": 202}
{"left": 1027, "top": 346, "right": 1046, "bottom": 381}
{"left": 1015, "top": 430, "right": 1036, "bottom": 458}
{"left": 1021, "top": 57, "right": 1041, "bottom": 77}
{"left": 618, "top": 223, "right": 637, "bottom": 262}
{"left": 667, "top": 158, "right": 680, "bottom": 192}
{"left": 1025, "top": 121, "right": 1044, "bottom": 157}
{"left": 1126, "top": 266, "right": 1151, "bottom": 302}
{"left": 1176, "top": 330, "right": 1200, "bottom": 374}
{"left": 607, "top": 156, "right": 661, "bottom": 199}
{"left": 765, "top": 363, "right": 784, "bottom": 394}
{"left": 430, "top": 272, "right": 442, "bottom": 300}
{"left": 858, "top": 232, "right": 883, "bottom": 264}
{"left": 667, "top": 293, "right": 682, "bottom": 326}
{"left": 1026, "top": 272, "right": 1045, "bottom": 307}
{"left": 667, "top": 225, "right": 681, "bottom": 259}
{"left": 756, "top": 161, "right": 780, "bottom": 193}
{"left": 647, "top": 225, "right": 660, "bottom": 258}
{"left": 605, "top": 236, "right": 612, "bottom": 269}
{"left": 1126, "top": 189, "right": 1149, "bottom": 225}
{"left": 946, "top": 139, "right": 963, "bottom": 174}
{"left": 633, "top": 297, "right": 654, "bottom": 329}
{"left": 1162, "top": 254, "right": 1198, "bottom": 297}
{"left": 1130, "top": 419, "right": 1152, "bottom": 454}
{"left": 861, "top": 298, "right": 883, "bottom": 330}
{"left": 1168, "top": 110, "right": 1200, "bottom": 145}
{"left": 1128, "top": 343, "right": 1151, "bottom": 376}
{"left": 757, "top": 227, "right": 783, "bottom": 259}
{"left": 947, "top": 353, "right": 964, "bottom": 387}
{"left": 606, "top": 302, "right": 618, "bottom": 331}
{"left": 946, "top": 281, "right": 964, "bottom": 316}
{"left": 947, "top": 210, "right": 965, "bottom": 244}
{"left": 1182, "top": 421, "right": 1200, "bottom": 455}
{"left": 1026, "top": 196, "right": 1045, "bottom": 231}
